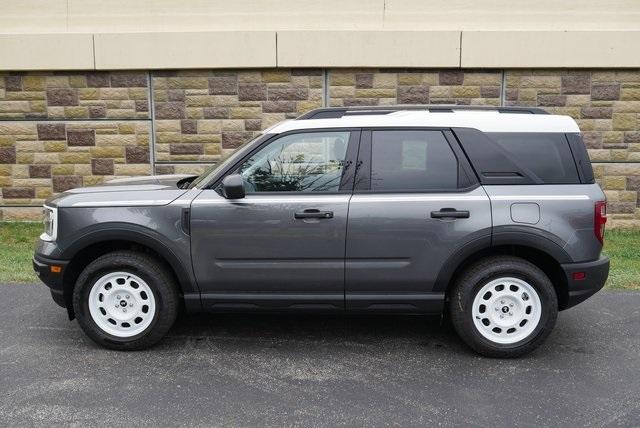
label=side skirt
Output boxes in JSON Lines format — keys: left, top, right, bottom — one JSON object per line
{"left": 184, "top": 292, "right": 445, "bottom": 314}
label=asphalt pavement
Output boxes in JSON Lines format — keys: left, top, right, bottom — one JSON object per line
{"left": 0, "top": 283, "right": 639, "bottom": 427}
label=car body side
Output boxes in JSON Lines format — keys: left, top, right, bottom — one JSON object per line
{"left": 34, "top": 117, "right": 609, "bottom": 319}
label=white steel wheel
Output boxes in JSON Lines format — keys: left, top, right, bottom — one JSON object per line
{"left": 471, "top": 277, "right": 542, "bottom": 345}
{"left": 88, "top": 271, "right": 157, "bottom": 338}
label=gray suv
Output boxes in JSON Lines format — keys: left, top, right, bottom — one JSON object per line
{"left": 33, "top": 105, "right": 610, "bottom": 357}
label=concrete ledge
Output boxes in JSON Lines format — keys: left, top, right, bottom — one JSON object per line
{"left": 277, "top": 31, "right": 460, "bottom": 68}
{"left": 2, "top": 30, "right": 640, "bottom": 70}
{"left": 0, "top": 34, "right": 94, "bottom": 70}
{"left": 94, "top": 31, "right": 277, "bottom": 69}
{"left": 461, "top": 31, "right": 640, "bottom": 68}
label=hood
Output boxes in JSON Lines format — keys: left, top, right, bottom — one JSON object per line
{"left": 99, "top": 174, "right": 196, "bottom": 188}
{"left": 46, "top": 174, "right": 198, "bottom": 208}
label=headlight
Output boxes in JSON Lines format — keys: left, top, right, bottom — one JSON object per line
{"left": 41, "top": 205, "right": 57, "bottom": 242}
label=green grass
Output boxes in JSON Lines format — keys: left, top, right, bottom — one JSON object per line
{"left": 0, "top": 222, "right": 638, "bottom": 289}
{"left": 602, "top": 230, "right": 640, "bottom": 290}
{"left": 0, "top": 222, "right": 41, "bottom": 283}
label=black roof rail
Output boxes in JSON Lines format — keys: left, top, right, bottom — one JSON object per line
{"left": 296, "top": 105, "right": 549, "bottom": 120}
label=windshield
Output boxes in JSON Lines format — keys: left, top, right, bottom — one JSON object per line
{"left": 188, "top": 134, "right": 271, "bottom": 189}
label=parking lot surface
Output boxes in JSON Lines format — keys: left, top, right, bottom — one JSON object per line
{"left": 0, "top": 283, "right": 639, "bottom": 426}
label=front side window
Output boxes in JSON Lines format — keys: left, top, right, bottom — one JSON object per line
{"left": 237, "top": 131, "right": 350, "bottom": 192}
{"left": 370, "top": 130, "right": 459, "bottom": 191}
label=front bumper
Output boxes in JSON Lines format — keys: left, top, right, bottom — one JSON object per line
{"left": 561, "top": 256, "right": 610, "bottom": 310}
{"left": 33, "top": 254, "right": 69, "bottom": 308}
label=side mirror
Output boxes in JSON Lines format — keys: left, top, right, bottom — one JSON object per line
{"left": 221, "top": 174, "right": 245, "bottom": 199}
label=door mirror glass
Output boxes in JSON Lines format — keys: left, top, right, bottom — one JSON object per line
{"left": 221, "top": 174, "right": 245, "bottom": 199}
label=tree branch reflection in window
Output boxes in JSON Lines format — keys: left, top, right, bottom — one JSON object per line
{"left": 239, "top": 131, "right": 350, "bottom": 193}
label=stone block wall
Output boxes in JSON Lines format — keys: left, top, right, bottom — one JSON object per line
{"left": 328, "top": 69, "right": 502, "bottom": 106}
{"left": 152, "top": 70, "right": 323, "bottom": 163}
{"left": 505, "top": 70, "right": 640, "bottom": 228}
{"left": 0, "top": 71, "right": 149, "bottom": 120}
{"left": 1, "top": 69, "right": 639, "bottom": 227}
{"left": 0, "top": 120, "right": 151, "bottom": 208}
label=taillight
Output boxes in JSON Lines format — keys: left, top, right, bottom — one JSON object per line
{"left": 594, "top": 200, "right": 607, "bottom": 244}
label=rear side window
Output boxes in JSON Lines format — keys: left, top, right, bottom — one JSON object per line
{"left": 486, "top": 132, "right": 579, "bottom": 184}
{"left": 371, "top": 130, "right": 458, "bottom": 191}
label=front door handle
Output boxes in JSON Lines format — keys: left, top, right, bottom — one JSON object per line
{"left": 294, "top": 209, "right": 334, "bottom": 219}
{"left": 430, "top": 208, "right": 470, "bottom": 219}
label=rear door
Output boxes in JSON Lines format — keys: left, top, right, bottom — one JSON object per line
{"left": 345, "top": 128, "right": 492, "bottom": 312}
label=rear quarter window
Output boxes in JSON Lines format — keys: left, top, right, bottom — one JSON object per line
{"left": 485, "top": 132, "right": 580, "bottom": 184}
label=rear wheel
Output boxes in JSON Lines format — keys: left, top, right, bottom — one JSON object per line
{"left": 449, "top": 256, "right": 558, "bottom": 358}
{"left": 72, "top": 251, "right": 179, "bottom": 350}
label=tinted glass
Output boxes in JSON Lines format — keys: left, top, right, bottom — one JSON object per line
{"left": 487, "top": 132, "right": 579, "bottom": 184}
{"left": 238, "top": 131, "right": 350, "bottom": 192}
{"left": 370, "top": 130, "right": 458, "bottom": 191}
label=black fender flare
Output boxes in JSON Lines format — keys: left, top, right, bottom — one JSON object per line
{"left": 432, "top": 226, "right": 572, "bottom": 293}
{"left": 59, "top": 223, "right": 197, "bottom": 295}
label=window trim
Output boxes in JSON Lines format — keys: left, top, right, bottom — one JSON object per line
{"left": 354, "top": 127, "right": 479, "bottom": 194}
{"left": 206, "top": 127, "right": 362, "bottom": 195}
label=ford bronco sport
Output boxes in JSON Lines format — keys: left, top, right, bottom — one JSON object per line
{"left": 33, "top": 105, "right": 609, "bottom": 357}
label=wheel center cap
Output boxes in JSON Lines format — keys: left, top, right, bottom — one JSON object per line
{"left": 120, "top": 300, "right": 127, "bottom": 307}
{"left": 501, "top": 306, "right": 509, "bottom": 313}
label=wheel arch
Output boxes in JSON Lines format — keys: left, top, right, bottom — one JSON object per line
{"left": 60, "top": 226, "right": 195, "bottom": 318}
{"left": 434, "top": 232, "right": 571, "bottom": 310}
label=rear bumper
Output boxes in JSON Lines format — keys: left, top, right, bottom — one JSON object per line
{"left": 33, "top": 254, "right": 69, "bottom": 308}
{"left": 561, "top": 256, "right": 610, "bottom": 310}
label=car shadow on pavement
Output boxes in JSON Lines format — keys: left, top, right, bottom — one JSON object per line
{"left": 161, "top": 312, "right": 470, "bottom": 354}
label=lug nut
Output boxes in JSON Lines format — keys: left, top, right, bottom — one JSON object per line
{"left": 509, "top": 303, "right": 513, "bottom": 307}
{"left": 126, "top": 295, "right": 129, "bottom": 299}
{"left": 116, "top": 295, "right": 121, "bottom": 299}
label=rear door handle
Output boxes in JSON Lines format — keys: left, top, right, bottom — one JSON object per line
{"left": 294, "top": 209, "right": 334, "bottom": 219}
{"left": 430, "top": 208, "right": 470, "bottom": 219}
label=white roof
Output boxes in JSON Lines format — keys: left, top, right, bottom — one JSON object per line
{"left": 267, "top": 110, "right": 580, "bottom": 134}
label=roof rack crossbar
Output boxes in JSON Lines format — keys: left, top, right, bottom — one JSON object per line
{"left": 296, "top": 105, "right": 549, "bottom": 120}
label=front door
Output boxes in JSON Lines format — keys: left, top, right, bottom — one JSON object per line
{"left": 190, "top": 129, "right": 360, "bottom": 310}
{"left": 345, "top": 129, "right": 492, "bottom": 312}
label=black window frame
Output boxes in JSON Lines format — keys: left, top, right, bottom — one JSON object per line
{"left": 566, "top": 133, "right": 595, "bottom": 184}
{"left": 206, "top": 127, "right": 362, "bottom": 195}
{"left": 354, "top": 127, "right": 478, "bottom": 194}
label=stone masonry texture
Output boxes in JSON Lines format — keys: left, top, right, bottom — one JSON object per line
{"left": 0, "top": 69, "right": 639, "bottom": 227}
{"left": 0, "top": 120, "right": 151, "bottom": 207}
{"left": 0, "top": 72, "right": 149, "bottom": 120}
{"left": 328, "top": 69, "right": 502, "bottom": 107}
{"left": 152, "top": 70, "right": 323, "bottom": 162}
{"left": 505, "top": 70, "right": 640, "bottom": 228}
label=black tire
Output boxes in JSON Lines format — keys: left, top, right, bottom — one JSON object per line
{"left": 72, "top": 250, "right": 179, "bottom": 351}
{"left": 448, "top": 256, "right": 558, "bottom": 358}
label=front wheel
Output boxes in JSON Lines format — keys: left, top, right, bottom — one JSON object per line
{"left": 449, "top": 256, "right": 558, "bottom": 358}
{"left": 72, "top": 251, "right": 179, "bottom": 350}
